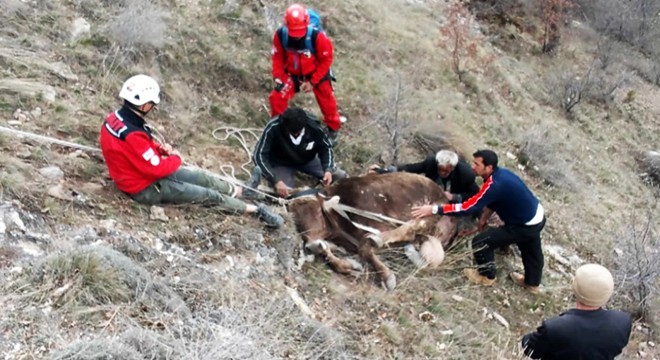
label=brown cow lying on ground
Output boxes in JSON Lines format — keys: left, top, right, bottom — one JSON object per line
{"left": 287, "top": 172, "right": 457, "bottom": 290}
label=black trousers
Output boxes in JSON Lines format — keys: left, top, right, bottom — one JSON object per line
{"left": 472, "top": 217, "right": 545, "bottom": 286}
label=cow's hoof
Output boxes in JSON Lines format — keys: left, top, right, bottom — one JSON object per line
{"left": 305, "top": 239, "right": 328, "bottom": 254}
{"left": 384, "top": 273, "right": 397, "bottom": 291}
{"left": 367, "top": 234, "right": 383, "bottom": 248}
{"left": 347, "top": 258, "right": 363, "bottom": 272}
{"left": 404, "top": 244, "right": 428, "bottom": 269}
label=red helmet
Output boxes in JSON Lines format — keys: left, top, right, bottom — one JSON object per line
{"left": 284, "top": 3, "right": 309, "bottom": 38}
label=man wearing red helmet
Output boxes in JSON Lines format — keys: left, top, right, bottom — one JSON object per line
{"left": 269, "top": 3, "right": 342, "bottom": 142}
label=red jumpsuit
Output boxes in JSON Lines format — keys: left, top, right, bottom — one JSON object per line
{"left": 269, "top": 29, "right": 341, "bottom": 131}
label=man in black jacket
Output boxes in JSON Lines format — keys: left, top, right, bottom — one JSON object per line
{"left": 248, "top": 107, "right": 346, "bottom": 198}
{"left": 369, "top": 150, "right": 479, "bottom": 203}
{"left": 521, "top": 263, "right": 632, "bottom": 359}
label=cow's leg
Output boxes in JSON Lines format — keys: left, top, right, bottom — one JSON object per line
{"left": 368, "top": 218, "right": 435, "bottom": 248}
{"left": 358, "top": 242, "right": 396, "bottom": 291}
{"left": 305, "top": 239, "right": 363, "bottom": 274}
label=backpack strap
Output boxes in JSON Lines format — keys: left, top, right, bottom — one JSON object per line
{"left": 278, "top": 27, "right": 289, "bottom": 49}
{"left": 304, "top": 26, "right": 315, "bottom": 54}
{"left": 278, "top": 26, "right": 318, "bottom": 54}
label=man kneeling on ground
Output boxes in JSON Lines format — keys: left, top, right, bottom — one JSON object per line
{"left": 246, "top": 107, "right": 346, "bottom": 198}
{"left": 99, "top": 74, "right": 283, "bottom": 228}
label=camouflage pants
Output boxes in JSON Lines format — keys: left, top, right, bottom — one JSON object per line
{"left": 132, "top": 167, "right": 247, "bottom": 214}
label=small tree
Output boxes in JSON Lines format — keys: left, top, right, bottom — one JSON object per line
{"left": 613, "top": 199, "right": 660, "bottom": 322}
{"left": 376, "top": 74, "right": 410, "bottom": 164}
{"left": 439, "top": 2, "right": 481, "bottom": 83}
{"left": 537, "top": 0, "right": 575, "bottom": 53}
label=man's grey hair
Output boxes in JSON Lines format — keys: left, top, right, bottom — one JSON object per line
{"left": 435, "top": 150, "right": 459, "bottom": 167}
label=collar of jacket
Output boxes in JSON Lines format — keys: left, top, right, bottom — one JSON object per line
{"left": 117, "top": 105, "right": 148, "bottom": 130}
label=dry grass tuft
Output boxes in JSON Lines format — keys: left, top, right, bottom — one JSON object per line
{"left": 103, "top": 0, "right": 170, "bottom": 49}
{"left": 50, "top": 338, "right": 143, "bottom": 360}
{"left": 25, "top": 245, "right": 189, "bottom": 316}
{"left": 49, "top": 285, "right": 356, "bottom": 360}
{"left": 518, "top": 125, "right": 578, "bottom": 190}
{"left": 30, "top": 250, "right": 131, "bottom": 307}
{"left": 0, "top": 0, "right": 27, "bottom": 15}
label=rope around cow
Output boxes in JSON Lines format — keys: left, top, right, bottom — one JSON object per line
{"left": 0, "top": 125, "right": 413, "bottom": 228}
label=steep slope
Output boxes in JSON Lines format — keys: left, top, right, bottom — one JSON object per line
{"left": 0, "top": 0, "right": 657, "bottom": 358}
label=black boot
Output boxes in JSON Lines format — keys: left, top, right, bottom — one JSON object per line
{"left": 255, "top": 203, "right": 284, "bottom": 228}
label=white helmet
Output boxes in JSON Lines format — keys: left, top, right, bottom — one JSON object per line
{"left": 119, "top": 74, "right": 161, "bottom": 106}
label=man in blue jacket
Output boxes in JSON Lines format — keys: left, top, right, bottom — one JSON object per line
{"left": 412, "top": 149, "right": 545, "bottom": 293}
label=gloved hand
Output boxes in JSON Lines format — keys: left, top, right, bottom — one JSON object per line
{"left": 274, "top": 78, "right": 285, "bottom": 92}
{"left": 376, "top": 165, "right": 397, "bottom": 174}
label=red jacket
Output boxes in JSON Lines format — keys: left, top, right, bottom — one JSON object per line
{"left": 99, "top": 107, "right": 181, "bottom": 195}
{"left": 271, "top": 28, "right": 334, "bottom": 85}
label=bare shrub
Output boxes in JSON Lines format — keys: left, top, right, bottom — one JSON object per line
{"left": 612, "top": 200, "right": 660, "bottom": 322}
{"left": 467, "top": 0, "right": 529, "bottom": 28}
{"left": 545, "top": 58, "right": 630, "bottom": 112}
{"left": 637, "top": 150, "right": 660, "bottom": 187}
{"left": 630, "top": 54, "right": 660, "bottom": 87}
{"left": 103, "top": 0, "right": 170, "bottom": 49}
{"left": 594, "top": 38, "right": 620, "bottom": 70}
{"left": 537, "top": 0, "right": 576, "bottom": 53}
{"left": 578, "top": 0, "right": 660, "bottom": 54}
{"left": 518, "top": 125, "right": 578, "bottom": 189}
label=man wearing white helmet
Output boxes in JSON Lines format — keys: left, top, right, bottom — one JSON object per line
{"left": 99, "top": 74, "right": 283, "bottom": 228}
{"left": 521, "top": 264, "right": 632, "bottom": 359}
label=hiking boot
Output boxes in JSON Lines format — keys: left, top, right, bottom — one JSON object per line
{"left": 463, "top": 268, "right": 496, "bottom": 286}
{"left": 255, "top": 203, "right": 284, "bottom": 228}
{"left": 242, "top": 167, "right": 262, "bottom": 200}
{"left": 509, "top": 272, "right": 540, "bottom": 295}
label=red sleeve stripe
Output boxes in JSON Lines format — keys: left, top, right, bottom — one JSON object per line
{"left": 442, "top": 176, "right": 493, "bottom": 213}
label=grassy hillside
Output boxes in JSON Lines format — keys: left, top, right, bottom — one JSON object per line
{"left": 0, "top": 0, "right": 658, "bottom": 358}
